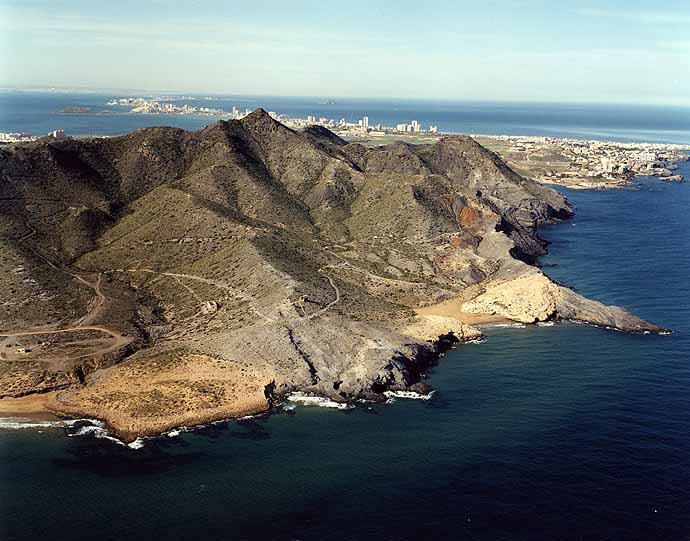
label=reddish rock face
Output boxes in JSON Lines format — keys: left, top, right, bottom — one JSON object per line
{"left": 450, "top": 234, "right": 480, "bottom": 249}
{"left": 459, "top": 207, "right": 480, "bottom": 227}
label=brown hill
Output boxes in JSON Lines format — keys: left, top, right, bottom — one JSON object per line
{"left": 0, "top": 109, "right": 664, "bottom": 440}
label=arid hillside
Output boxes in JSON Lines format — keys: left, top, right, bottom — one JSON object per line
{"left": 0, "top": 109, "right": 663, "bottom": 440}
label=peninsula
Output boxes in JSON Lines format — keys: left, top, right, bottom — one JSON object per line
{"left": 474, "top": 135, "right": 688, "bottom": 188}
{"left": 107, "top": 97, "right": 228, "bottom": 116}
{"left": 0, "top": 110, "right": 665, "bottom": 441}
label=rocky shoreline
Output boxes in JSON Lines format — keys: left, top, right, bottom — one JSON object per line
{"left": 0, "top": 109, "right": 667, "bottom": 442}
{"left": 0, "top": 308, "right": 664, "bottom": 443}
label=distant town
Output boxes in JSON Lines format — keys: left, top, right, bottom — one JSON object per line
{"left": 474, "top": 135, "right": 688, "bottom": 188}
{"left": 105, "top": 96, "right": 441, "bottom": 135}
{"left": 106, "top": 97, "right": 227, "bottom": 116}
{"left": 275, "top": 111, "right": 439, "bottom": 136}
{"left": 0, "top": 129, "right": 65, "bottom": 143}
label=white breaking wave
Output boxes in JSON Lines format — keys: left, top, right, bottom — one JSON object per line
{"left": 383, "top": 390, "right": 436, "bottom": 401}
{"left": 63, "top": 419, "right": 147, "bottom": 449}
{"left": 286, "top": 392, "right": 353, "bottom": 409}
{"left": 537, "top": 321, "right": 555, "bottom": 327}
{"left": 0, "top": 417, "right": 65, "bottom": 430}
{"left": 127, "top": 438, "right": 145, "bottom": 449}
{"left": 67, "top": 420, "right": 130, "bottom": 446}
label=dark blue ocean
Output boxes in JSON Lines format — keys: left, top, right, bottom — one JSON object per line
{"left": 1, "top": 97, "right": 690, "bottom": 540}
{"left": 1, "top": 92, "right": 690, "bottom": 144}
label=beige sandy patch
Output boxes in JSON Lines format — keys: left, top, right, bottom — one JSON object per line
{"left": 49, "top": 351, "right": 272, "bottom": 441}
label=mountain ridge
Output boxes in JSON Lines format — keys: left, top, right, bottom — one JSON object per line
{"left": 0, "top": 109, "right": 665, "bottom": 440}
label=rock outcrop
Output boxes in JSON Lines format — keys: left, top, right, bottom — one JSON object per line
{"left": 462, "top": 266, "right": 666, "bottom": 333}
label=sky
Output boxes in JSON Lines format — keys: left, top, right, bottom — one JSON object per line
{"left": 1, "top": 0, "right": 689, "bottom": 104}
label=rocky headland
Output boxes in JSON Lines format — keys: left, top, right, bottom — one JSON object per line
{"left": 0, "top": 110, "right": 666, "bottom": 441}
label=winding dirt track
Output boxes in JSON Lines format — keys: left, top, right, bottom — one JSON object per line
{"left": 0, "top": 326, "right": 133, "bottom": 365}
{"left": 109, "top": 267, "right": 341, "bottom": 326}
{"left": 110, "top": 268, "right": 278, "bottom": 323}
{"left": 3, "top": 219, "right": 341, "bottom": 370}
{"left": 0, "top": 224, "right": 134, "bottom": 364}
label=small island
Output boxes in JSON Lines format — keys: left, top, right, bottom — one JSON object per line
{"left": 60, "top": 106, "right": 91, "bottom": 113}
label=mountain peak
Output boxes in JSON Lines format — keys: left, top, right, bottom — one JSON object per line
{"left": 242, "top": 107, "right": 273, "bottom": 122}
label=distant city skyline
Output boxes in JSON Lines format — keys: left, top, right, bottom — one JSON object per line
{"left": 1, "top": 0, "right": 690, "bottom": 105}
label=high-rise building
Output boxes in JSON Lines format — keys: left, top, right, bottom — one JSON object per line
{"left": 362, "top": 116, "right": 369, "bottom": 128}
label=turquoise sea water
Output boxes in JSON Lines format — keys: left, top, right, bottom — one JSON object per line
{"left": 1, "top": 100, "right": 690, "bottom": 540}
{"left": 1, "top": 93, "right": 690, "bottom": 144}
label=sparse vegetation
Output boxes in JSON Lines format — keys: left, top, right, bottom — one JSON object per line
{"left": 2, "top": 109, "right": 607, "bottom": 438}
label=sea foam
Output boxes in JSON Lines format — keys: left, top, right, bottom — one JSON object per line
{"left": 0, "top": 417, "right": 65, "bottom": 430}
{"left": 63, "top": 419, "right": 147, "bottom": 449}
{"left": 490, "top": 323, "right": 527, "bottom": 329}
{"left": 286, "top": 392, "right": 353, "bottom": 409}
{"left": 383, "top": 390, "right": 436, "bottom": 401}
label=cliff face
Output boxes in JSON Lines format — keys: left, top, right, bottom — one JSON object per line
{"left": 0, "top": 109, "right": 664, "bottom": 439}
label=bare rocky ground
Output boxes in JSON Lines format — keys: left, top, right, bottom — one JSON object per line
{"left": 0, "top": 110, "right": 665, "bottom": 440}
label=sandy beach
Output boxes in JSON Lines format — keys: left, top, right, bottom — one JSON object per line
{"left": 415, "top": 296, "right": 512, "bottom": 325}
{"left": 0, "top": 392, "right": 60, "bottom": 419}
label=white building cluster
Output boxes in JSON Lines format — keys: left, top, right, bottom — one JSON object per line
{"left": 490, "top": 135, "right": 688, "bottom": 183}
{"left": 278, "top": 112, "right": 441, "bottom": 138}
{"left": 108, "top": 97, "right": 228, "bottom": 116}
{"left": 103, "top": 98, "right": 444, "bottom": 138}
{"left": 0, "top": 132, "right": 36, "bottom": 142}
{"left": 0, "top": 130, "right": 66, "bottom": 143}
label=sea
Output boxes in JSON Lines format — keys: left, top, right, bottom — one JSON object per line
{"left": 1, "top": 94, "right": 690, "bottom": 540}
{"left": 1, "top": 92, "right": 690, "bottom": 144}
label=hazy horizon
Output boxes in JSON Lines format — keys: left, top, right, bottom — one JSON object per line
{"left": 5, "top": 86, "right": 690, "bottom": 110}
{"left": 1, "top": 0, "right": 690, "bottom": 106}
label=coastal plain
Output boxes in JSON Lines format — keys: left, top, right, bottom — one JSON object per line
{"left": 0, "top": 110, "right": 666, "bottom": 440}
